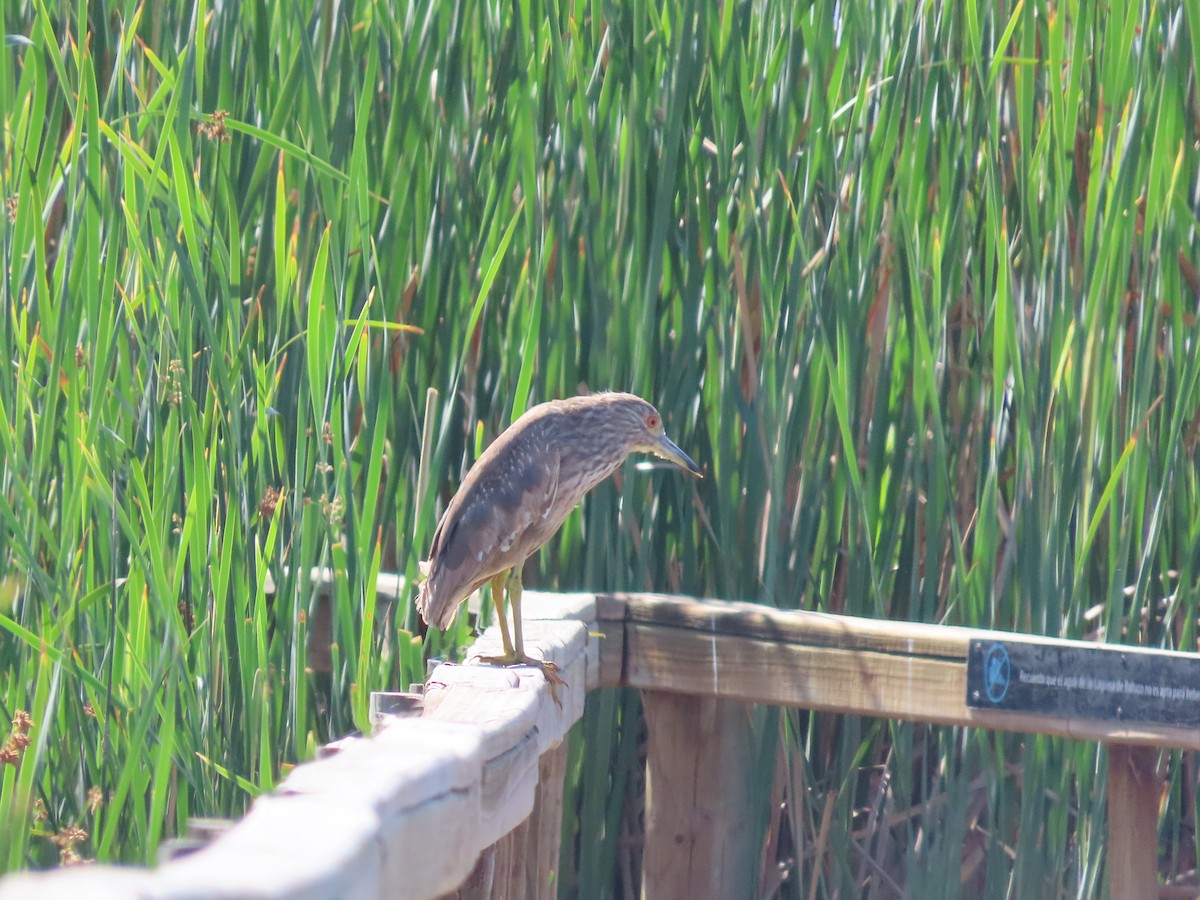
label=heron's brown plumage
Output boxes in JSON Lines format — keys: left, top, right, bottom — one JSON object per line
{"left": 416, "top": 392, "right": 698, "bottom": 630}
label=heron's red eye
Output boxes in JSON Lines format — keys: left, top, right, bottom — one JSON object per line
{"left": 646, "top": 415, "right": 658, "bottom": 429}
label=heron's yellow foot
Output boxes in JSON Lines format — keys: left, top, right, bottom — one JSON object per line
{"left": 478, "top": 652, "right": 566, "bottom": 707}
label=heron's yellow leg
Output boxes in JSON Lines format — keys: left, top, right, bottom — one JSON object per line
{"left": 488, "top": 571, "right": 516, "bottom": 658}
{"left": 478, "top": 568, "right": 566, "bottom": 706}
{"left": 509, "top": 569, "right": 526, "bottom": 659}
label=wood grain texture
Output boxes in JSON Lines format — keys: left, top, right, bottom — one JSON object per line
{"left": 617, "top": 595, "right": 1200, "bottom": 751}
{"left": 627, "top": 621, "right": 966, "bottom": 722}
{"left": 491, "top": 814, "right": 530, "bottom": 900}
{"left": 641, "top": 692, "right": 761, "bottom": 900}
{"left": 590, "top": 593, "right": 630, "bottom": 687}
{"left": 530, "top": 742, "right": 569, "bottom": 900}
{"left": 610, "top": 592, "right": 1200, "bottom": 662}
{"left": 444, "top": 847, "right": 495, "bottom": 900}
{"left": 1106, "top": 744, "right": 1160, "bottom": 900}
{"left": 448, "top": 744, "right": 566, "bottom": 900}
{"left": 421, "top": 620, "right": 588, "bottom": 848}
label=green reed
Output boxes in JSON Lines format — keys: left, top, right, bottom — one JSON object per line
{"left": 2, "top": 1, "right": 1198, "bottom": 895}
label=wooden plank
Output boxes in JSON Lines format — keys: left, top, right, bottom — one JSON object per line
{"left": 449, "top": 619, "right": 589, "bottom": 757}
{"left": 489, "top": 815, "right": 530, "bottom": 900}
{"left": 611, "top": 592, "right": 1200, "bottom": 665}
{"left": 422, "top": 668, "right": 555, "bottom": 847}
{"left": 430, "top": 730, "right": 570, "bottom": 900}
{"left": 509, "top": 592, "right": 604, "bottom": 691}
{"left": 520, "top": 590, "right": 596, "bottom": 623}
{"left": 625, "top": 621, "right": 1200, "bottom": 751}
{"left": 443, "top": 848, "right": 495, "bottom": 900}
{"left": 456, "top": 744, "right": 568, "bottom": 900}
{"left": 617, "top": 592, "right": 968, "bottom": 658}
{"left": 161, "top": 718, "right": 486, "bottom": 899}
{"left": 16, "top": 587, "right": 1198, "bottom": 900}
{"left": 369, "top": 691, "right": 424, "bottom": 729}
{"left": 594, "top": 593, "right": 628, "bottom": 622}
{"left": 154, "top": 793, "right": 385, "bottom": 898}
{"left": 0, "top": 593, "right": 596, "bottom": 900}
{"left": 593, "top": 595, "right": 628, "bottom": 689}
{"left": 641, "top": 691, "right": 760, "bottom": 899}
{"left": 1106, "top": 744, "right": 1160, "bottom": 899}
{"left": 0, "top": 869, "right": 156, "bottom": 899}
{"left": 531, "top": 742, "right": 569, "bottom": 900}
{"left": 594, "top": 607, "right": 627, "bottom": 689}
{"left": 348, "top": 719, "right": 485, "bottom": 895}
{"left": 628, "top": 621, "right": 965, "bottom": 723}
{"left": 0, "top": 721, "right": 487, "bottom": 900}
{"left": 418, "top": 617, "right": 589, "bottom": 889}
{"left": 418, "top": 609, "right": 588, "bottom": 899}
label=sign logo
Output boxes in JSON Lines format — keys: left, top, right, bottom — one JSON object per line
{"left": 983, "top": 642, "right": 1010, "bottom": 703}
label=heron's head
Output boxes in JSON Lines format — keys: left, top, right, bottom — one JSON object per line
{"left": 594, "top": 393, "right": 702, "bottom": 477}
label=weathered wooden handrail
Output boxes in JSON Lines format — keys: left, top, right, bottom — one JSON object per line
{"left": 0, "top": 591, "right": 596, "bottom": 900}
{"left": 3, "top": 590, "right": 1197, "bottom": 898}
{"left": 602, "top": 592, "right": 1200, "bottom": 749}
{"left": 597, "top": 592, "right": 1199, "bottom": 899}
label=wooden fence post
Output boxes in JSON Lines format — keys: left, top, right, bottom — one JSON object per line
{"left": 1106, "top": 743, "right": 1158, "bottom": 899}
{"left": 445, "top": 741, "right": 570, "bottom": 900}
{"left": 530, "top": 741, "right": 569, "bottom": 897}
{"left": 641, "top": 691, "right": 759, "bottom": 899}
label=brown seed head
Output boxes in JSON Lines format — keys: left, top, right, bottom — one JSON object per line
{"left": 51, "top": 825, "right": 88, "bottom": 848}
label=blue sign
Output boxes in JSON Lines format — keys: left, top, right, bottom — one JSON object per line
{"left": 982, "top": 642, "right": 1010, "bottom": 703}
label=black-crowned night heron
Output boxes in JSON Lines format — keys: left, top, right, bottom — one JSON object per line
{"left": 417, "top": 392, "right": 700, "bottom": 690}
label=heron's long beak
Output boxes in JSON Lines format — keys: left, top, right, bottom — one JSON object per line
{"left": 655, "top": 434, "right": 702, "bottom": 477}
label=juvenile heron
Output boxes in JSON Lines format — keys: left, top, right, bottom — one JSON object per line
{"left": 417, "top": 392, "right": 700, "bottom": 689}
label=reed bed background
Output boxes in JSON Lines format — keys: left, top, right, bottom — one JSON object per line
{"left": 3, "top": 0, "right": 1200, "bottom": 895}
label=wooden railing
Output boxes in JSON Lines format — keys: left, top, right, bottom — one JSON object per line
{"left": 2, "top": 590, "right": 1198, "bottom": 898}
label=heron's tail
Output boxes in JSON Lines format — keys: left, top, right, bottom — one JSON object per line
{"left": 415, "top": 564, "right": 457, "bottom": 630}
